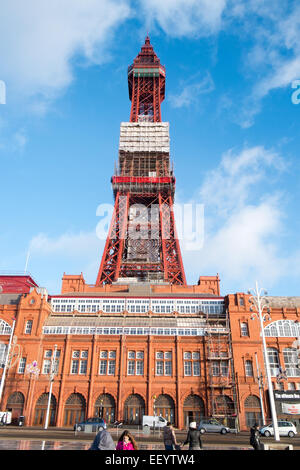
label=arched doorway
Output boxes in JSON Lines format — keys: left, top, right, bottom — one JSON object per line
{"left": 244, "top": 395, "right": 262, "bottom": 428}
{"left": 34, "top": 393, "right": 57, "bottom": 426}
{"left": 124, "top": 394, "right": 145, "bottom": 425}
{"left": 95, "top": 394, "right": 115, "bottom": 424}
{"left": 155, "top": 394, "right": 175, "bottom": 424}
{"left": 64, "top": 393, "right": 86, "bottom": 427}
{"left": 213, "top": 395, "right": 235, "bottom": 415}
{"left": 6, "top": 392, "right": 24, "bottom": 424}
{"left": 183, "top": 394, "right": 205, "bottom": 426}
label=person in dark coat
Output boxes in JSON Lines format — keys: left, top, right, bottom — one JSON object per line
{"left": 163, "top": 421, "right": 177, "bottom": 450}
{"left": 183, "top": 421, "right": 202, "bottom": 450}
{"left": 89, "top": 422, "right": 115, "bottom": 450}
{"left": 250, "top": 423, "right": 261, "bottom": 450}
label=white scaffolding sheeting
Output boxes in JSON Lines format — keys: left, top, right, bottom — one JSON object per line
{"left": 119, "top": 122, "right": 170, "bottom": 153}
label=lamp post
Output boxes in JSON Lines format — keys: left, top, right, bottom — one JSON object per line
{"left": 248, "top": 281, "right": 280, "bottom": 441}
{"left": 255, "top": 352, "right": 266, "bottom": 426}
{"left": 44, "top": 345, "right": 58, "bottom": 430}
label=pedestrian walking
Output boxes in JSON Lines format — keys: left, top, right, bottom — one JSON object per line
{"left": 163, "top": 421, "right": 178, "bottom": 450}
{"left": 89, "top": 422, "right": 115, "bottom": 450}
{"left": 250, "top": 423, "right": 262, "bottom": 450}
{"left": 182, "top": 421, "right": 202, "bottom": 450}
{"left": 116, "top": 430, "right": 138, "bottom": 450}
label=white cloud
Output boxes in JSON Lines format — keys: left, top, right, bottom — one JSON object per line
{"left": 169, "top": 73, "right": 215, "bottom": 108}
{"left": 228, "top": 2, "right": 300, "bottom": 125}
{"left": 0, "top": 0, "right": 131, "bottom": 100}
{"left": 199, "top": 146, "right": 286, "bottom": 218}
{"left": 29, "top": 231, "right": 102, "bottom": 257}
{"left": 139, "top": 0, "right": 227, "bottom": 37}
{"left": 180, "top": 145, "right": 293, "bottom": 290}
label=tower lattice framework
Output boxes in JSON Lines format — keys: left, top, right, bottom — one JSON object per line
{"left": 96, "top": 37, "right": 186, "bottom": 285}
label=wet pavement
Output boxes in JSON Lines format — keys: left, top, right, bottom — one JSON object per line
{"left": 0, "top": 427, "right": 295, "bottom": 450}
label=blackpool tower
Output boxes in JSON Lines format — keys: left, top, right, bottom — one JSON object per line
{"left": 96, "top": 37, "right": 187, "bottom": 286}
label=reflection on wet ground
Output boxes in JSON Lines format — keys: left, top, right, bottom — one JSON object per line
{"left": 0, "top": 440, "right": 167, "bottom": 450}
{"left": 0, "top": 439, "right": 252, "bottom": 450}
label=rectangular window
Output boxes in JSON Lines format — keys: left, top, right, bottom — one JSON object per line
{"left": 156, "top": 361, "right": 164, "bottom": 376}
{"left": 127, "top": 360, "right": 135, "bottom": 375}
{"left": 212, "top": 361, "right": 220, "bottom": 376}
{"left": 25, "top": 320, "right": 33, "bottom": 335}
{"left": 42, "top": 359, "right": 51, "bottom": 375}
{"left": 136, "top": 360, "right": 144, "bottom": 376}
{"left": 240, "top": 322, "right": 249, "bottom": 337}
{"left": 165, "top": 361, "right": 172, "bottom": 376}
{"left": 99, "top": 360, "right": 107, "bottom": 375}
{"left": 18, "top": 357, "right": 26, "bottom": 374}
{"left": 184, "top": 361, "right": 192, "bottom": 376}
{"left": 108, "top": 360, "right": 116, "bottom": 375}
{"left": 221, "top": 361, "right": 229, "bottom": 376}
{"left": 71, "top": 360, "right": 79, "bottom": 374}
{"left": 79, "top": 360, "right": 87, "bottom": 375}
{"left": 193, "top": 361, "right": 200, "bottom": 376}
{"left": 245, "top": 360, "right": 254, "bottom": 377}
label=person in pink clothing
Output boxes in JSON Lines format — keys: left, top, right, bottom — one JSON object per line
{"left": 116, "top": 430, "right": 138, "bottom": 450}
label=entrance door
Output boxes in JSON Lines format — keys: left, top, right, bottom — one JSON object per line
{"left": 63, "top": 393, "right": 86, "bottom": 428}
{"left": 95, "top": 394, "right": 116, "bottom": 424}
{"left": 34, "top": 393, "right": 57, "bottom": 427}
{"left": 124, "top": 394, "right": 145, "bottom": 425}
{"left": 155, "top": 394, "right": 175, "bottom": 425}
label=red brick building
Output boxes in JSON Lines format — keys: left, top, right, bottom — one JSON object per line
{"left": 0, "top": 38, "right": 299, "bottom": 431}
{"left": 1, "top": 275, "right": 300, "bottom": 430}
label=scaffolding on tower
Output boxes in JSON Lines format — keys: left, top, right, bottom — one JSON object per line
{"left": 96, "top": 37, "right": 186, "bottom": 286}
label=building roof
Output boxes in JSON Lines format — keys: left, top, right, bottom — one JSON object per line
{"left": 266, "top": 296, "right": 300, "bottom": 308}
{"left": 0, "top": 293, "right": 21, "bottom": 305}
{"left": 44, "top": 314, "right": 217, "bottom": 328}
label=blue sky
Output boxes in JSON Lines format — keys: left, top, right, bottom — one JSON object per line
{"left": 0, "top": 0, "right": 300, "bottom": 296}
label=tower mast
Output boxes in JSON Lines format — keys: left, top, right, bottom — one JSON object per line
{"left": 96, "top": 37, "right": 186, "bottom": 285}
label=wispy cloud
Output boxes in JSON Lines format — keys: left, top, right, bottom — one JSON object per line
{"left": 140, "top": 0, "right": 227, "bottom": 38}
{"left": 169, "top": 72, "right": 215, "bottom": 108}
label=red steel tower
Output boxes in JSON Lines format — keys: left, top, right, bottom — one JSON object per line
{"left": 96, "top": 37, "right": 186, "bottom": 286}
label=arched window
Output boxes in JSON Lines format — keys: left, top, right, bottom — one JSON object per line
{"left": 95, "top": 394, "right": 115, "bottom": 424}
{"left": 0, "top": 319, "right": 12, "bottom": 335}
{"left": 124, "top": 394, "right": 145, "bottom": 425}
{"left": 183, "top": 394, "right": 205, "bottom": 426}
{"left": 64, "top": 393, "right": 86, "bottom": 427}
{"left": 213, "top": 395, "right": 234, "bottom": 416}
{"left": 155, "top": 394, "right": 175, "bottom": 424}
{"left": 264, "top": 320, "right": 300, "bottom": 337}
{"left": 34, "top": 393, "right": 57, "bottom": 427}
{"left": 244, "top": 395, "right": 262, "bottom": 428}
{"left": 6, "top": 392, "right": 25, "bottom": 423}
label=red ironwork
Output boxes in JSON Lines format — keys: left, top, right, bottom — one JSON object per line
{"left": 128, "top": 36, "right": 165, "bottom": 123}
{"left": 96, "top": 37, "right": 186, "bottom": 286}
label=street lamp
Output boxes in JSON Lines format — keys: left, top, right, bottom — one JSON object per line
{"left": 255, "top": 352, "right": 266, "bottom": 426}
{"left": 248, "top": 281, "right": 280, "bottom": 441}
{"left": 44, "top": 345, "right": 58, "bottom": 430}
